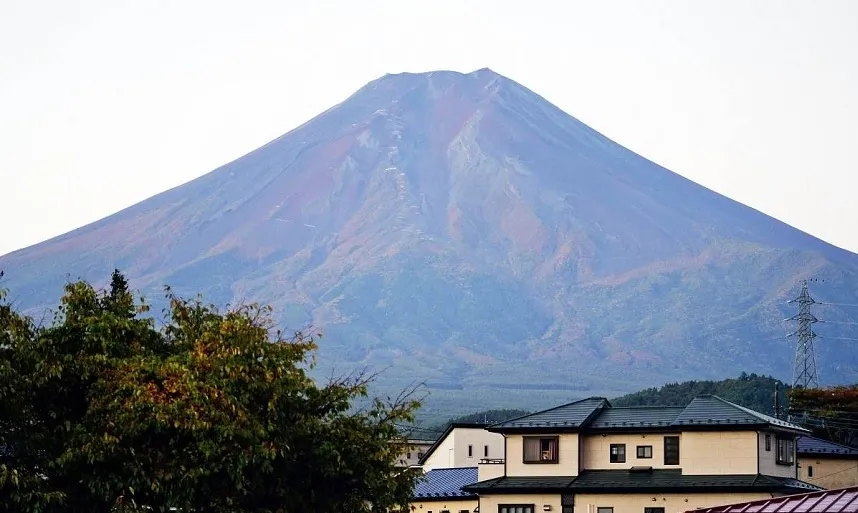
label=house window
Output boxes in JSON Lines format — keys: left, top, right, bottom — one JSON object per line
{"left": 597, "top": 508, "right": 614, "bottom": 513}
{"left": 808, "top": 465, "right": 814, "bottom": 477}
{"left": 610, "top": 444, "right": 626, "bottom": 463}
{"left": 664, "top": 436, "right": 680, "bottom": 465}
{"left": 417, "top": 451, "right": 424, "bottom": 459}
{"left": 499, "top": 505, "right": 534, "bottom": 513}
{"left": 776, "top": 436, "right": 795, "bottom": 465}
{"left": 523, "top": 436, "right": 559, "bottom": 463}
{"left": 484, "top": 445, "right": 489, "bottom": 458}
{"left": 406, "top": 451, "right": 412, "bottom": 459}
{"left": 645, "top": 508, "right": 665, "bottom": 513}
{"left": 765, "top": 434, "right": 771, "bottom": 451}
{"left": 468, "top": 444, "right": 473, "bottom": 457}
{"left": 637, "top": 445, "right": 653, "bottom": 459}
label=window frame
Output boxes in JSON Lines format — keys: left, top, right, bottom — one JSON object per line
{"left": 664, "top": 436, "right": 680, "bottom": 465}
{"left": 499, "top": 505, "right": 535, "bottom": 513}
{"left": 645, "top": 508, "right": 665, "bottom": 513}
{"left": 610, "top": 443, "right": 627, "bottom": 463}
{"left": 484, "top": 444, "right": 489, "bottom": 458}
{"left": 776, "top": 436, "right": 795, "bottom": 466}
{"left": 597, "top": 507, "right": 614, "bottom": 513}
{"left": 636, "top": 445, "right": 653, "bottom": 459}
{"left": 522, "top": 436, "right": 560, "bottom": 464}
{"left": 468, "top": 444, "right": 473, "bottom": 457}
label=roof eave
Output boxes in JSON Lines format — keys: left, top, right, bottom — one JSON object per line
{"left": 413, "top": 494, "right": 478, "bottom": 502}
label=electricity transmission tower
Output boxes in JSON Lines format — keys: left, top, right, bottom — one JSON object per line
{"left": 788, "top": 279, "right": 820, "bottom": 390}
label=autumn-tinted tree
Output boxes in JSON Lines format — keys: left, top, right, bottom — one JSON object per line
{"left": 789, "top": 385, "right": 858, "bottom": 447}
{"left": 0, "top": 273, "right": 422, "bottom": 512}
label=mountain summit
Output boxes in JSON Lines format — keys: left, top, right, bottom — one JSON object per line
{"left": 3, "top": 69, "right": 858, "bottom": 413}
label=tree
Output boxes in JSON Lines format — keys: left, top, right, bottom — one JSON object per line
{"left": 0, "top": 273, "right": 422, "bottom": 512}
{"left": 789, "top": 386, "right": 858, "bottom": 447}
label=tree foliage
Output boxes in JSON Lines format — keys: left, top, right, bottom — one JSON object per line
{"left": 610, "top": 373, "right": 789, "bottom": 415}
{"left": 427, "top": 409, "right": 531, "bottom": 438}
{"left": 789, "top": 385, "right": 858, "bottom": 447}
{"left": 0, "top": 271, "right": 421, "bottom": 512}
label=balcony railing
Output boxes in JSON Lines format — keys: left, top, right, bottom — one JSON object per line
{"left": 479, "top": 458, "right": 505, "bottom": 464}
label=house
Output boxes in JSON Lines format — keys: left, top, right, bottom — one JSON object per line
{"left": 798, "top": 436, "right": 858, "bottom": 489}
{"left": 397, "top": 439, "right": 437, "bottom": 468}
{"left": 420, "top": 423, "right": 505, "bottom": 471}
{"left": 463, "top": 395, "right": 821, "bottom": 513}
{"left": 410, "top": 467, "right": 479, "bottom": 513}
{"left": 689, "top": 484, "right": 858, "bottom": 513}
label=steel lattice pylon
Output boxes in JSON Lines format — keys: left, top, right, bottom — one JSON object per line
{"left": 788, "top": 279, "right": 820, "bottom": 390}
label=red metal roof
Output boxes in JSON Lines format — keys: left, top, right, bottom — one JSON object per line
{"left": 690, "top": 487, "right": 858, "bottom": 513}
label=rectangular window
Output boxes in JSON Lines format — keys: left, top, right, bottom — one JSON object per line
{"left": 645, "top": 508, "right": 665, "bottom": 513}
{"left": 808, "top": 465, "right": 814, "bottom": 477}
{"left": 484, "top": 445, "right": 489, "bottom": 457}
{"left": 406, "top": 451, "right": 412, "bottom": 459}
{"left": 636, "top": 445, "right": 653, "bottom": 459}
{"left": 664, "top": 436, "right": 680, "bottom": 465}
{"left": 776, "top": 436, "right": 795, "bottom": 465}
{"left": 468, "top": 444, "right": 473, "bottom": 457}
{"left": 610, "top": 444, "right": 626, "bottom": 463}
{"left": 597, "top": 508, "right": 614, "bottom": 513}
{"left": 417, "top": 451, "right": 424, "bottom": 459}
{"left": 499, "top": 505, "right": 534, "bottom": 513}
{"left": 523, "top": 436, "right": 559, "bottom": 463}
{"left": 765, "top": 434, "right": 772, "bottom": 451}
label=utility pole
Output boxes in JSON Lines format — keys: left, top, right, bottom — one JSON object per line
{"left": 789, "top": 279, "right": 820, "bottom": 390}
{"left": 773, "top": 382, "right": 782, "bottom": 420}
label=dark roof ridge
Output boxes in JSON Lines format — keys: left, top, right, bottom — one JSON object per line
{"left": 487, "top": 396, "right": 609, "bottom": 428}
{"left": 608, "top": 405, "right": 685, "bottom": 410}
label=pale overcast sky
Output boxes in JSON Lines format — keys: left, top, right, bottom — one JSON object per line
{"left": 1, "top": 0, "right": 856, "bottom": 255}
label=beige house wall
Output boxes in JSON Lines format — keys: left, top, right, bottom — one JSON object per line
{"left": 423, "top": 432, "right": 458, "bottom": 470}
{"left": 757, "top": 432, "right": 796, "bottom": 478}
{"left": 574, "top": 492, "right": 776, "bottom": 513}
{"left": 799, "top": 456, "right": 858, "bottom": 490}
{"left": 506, "top": 433, "right": 579, "bottom": 477}
{"left": 478, "top": 493, "right": 562, "bottom": 513}
{"left": 454, "top": 428, "right": 505, "bottom": 467}
{"left": 479, "top": 461, "right": 505, "bottom": 481}
{"left": 409, "top": 498, "right": 479, "bottom": 513}
{"left": 680, "top": 431, "right": 757, "bottom": 475}
{"left": 582, "top": 433, "right": 679, "bottom": 470}
{"left": 423, "top": 428, "right": 504, "bottom": 471}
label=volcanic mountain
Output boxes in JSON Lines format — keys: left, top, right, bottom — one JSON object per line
{"left": 3, "top": 68, "right": 858, "bottom": 414}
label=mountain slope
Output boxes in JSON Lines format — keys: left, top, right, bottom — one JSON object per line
{"left": 3, "top": 68, "right": 858, "bottom": 415}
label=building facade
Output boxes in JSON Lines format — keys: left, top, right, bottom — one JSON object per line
{"left": 798, "top": 435, "right": 858, "bottom": 489}
{"left": 463, "top": 395, "right": 820, "bottom": 513}
{"left": 420, "top": 423, "right": 505, "bottom": 471}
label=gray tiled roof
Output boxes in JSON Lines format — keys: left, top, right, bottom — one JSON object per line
{"left": 671, "top": 396, "right": 809, "bottom": 432}
{"left": 798, "top": 436, "right": 858, "bottom": 456}
{"left": 589, "top": 406, "right": 685, "bottom": 430}
{"left": 489, "top": 395, "right": 808, "bottom": 434}
{"left": 463, "top": 470, "right": 822, "bottom": 494}
{"left": 489, "top": 397, "right": 608, "bottom": 431}
{"left": 413, "top": 467, "right": 478, "bottom": 499}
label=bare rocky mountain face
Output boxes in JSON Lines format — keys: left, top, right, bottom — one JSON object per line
{"left": 3, "top": 68, "right": 858, "bottom": 415}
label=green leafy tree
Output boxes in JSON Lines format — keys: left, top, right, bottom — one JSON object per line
{"left": 0, "top": 273, "right": 422, "bottom": 512}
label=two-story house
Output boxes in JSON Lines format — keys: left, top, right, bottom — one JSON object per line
{"left": 463, "top": 395, "right": 820, "bottom": 513}
{"left": 397, "top": 439, "right": 437, "bottom": 468}
{"left": 420, "top": 423, "right": 505, "bottom": 471}
{"left": 798, "top": 435, "right": 858, "bottom": 489}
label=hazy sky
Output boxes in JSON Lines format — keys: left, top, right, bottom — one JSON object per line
{"left": 1, "top": 0, "right": 856, "bottom": 255}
